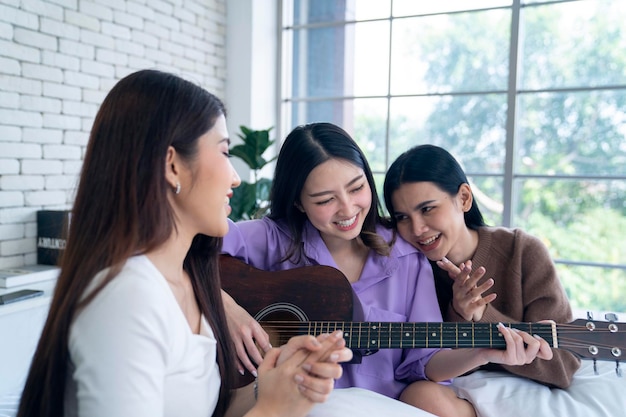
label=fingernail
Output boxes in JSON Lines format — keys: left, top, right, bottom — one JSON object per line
{"left": 333, "top": 330, "right": 343, "bottom": 339}
{"left": 252, "top": 370, "right": 258, "bottom": 377}
{"left": 534, "top": 334, "right": 542, "bottom": 340}
{"left": 238, "top": 369, "right": 244, "bottom": 375}
{"left": 267, "top": 343, "right": 273, "bottom": 350}
{"left": 440, "top": 257, "right": 450, "bottom": 263}
{"left": 330, "top": 353, "right": 339, "bottom": 361}
{"left": 294, "top": 374, "right": 304, "bottom": 383}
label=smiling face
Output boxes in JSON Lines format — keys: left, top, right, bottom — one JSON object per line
{"left": 391, "top": 181, "right": 475, "bottom": 263}
{"left": 299, "top": 158, "right": 372, "bottom": 248}
{"left": 171, "top": 114, "right": 240, "bottom": 238}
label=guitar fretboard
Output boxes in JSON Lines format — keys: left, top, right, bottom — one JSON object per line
{"left": 284, "top": 322, "right": 556, "bottom": 349}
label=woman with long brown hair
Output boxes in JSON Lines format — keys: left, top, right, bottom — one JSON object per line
{"left": 17, "top": 70, "right": 351, "bottom": 417}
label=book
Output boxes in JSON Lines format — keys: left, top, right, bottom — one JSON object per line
{"left": 0, "top": 264, "right": 60, "bottom": 289}
{"left": 37, "top": 210, "right": 71, "bottom": 265}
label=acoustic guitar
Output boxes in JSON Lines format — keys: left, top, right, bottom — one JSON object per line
{"left": 220, "top": 255, "right": 625, "bottom": 370}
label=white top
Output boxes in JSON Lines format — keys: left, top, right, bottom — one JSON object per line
{"left": 64, "top": 255, "right": 221, "bottom": 417}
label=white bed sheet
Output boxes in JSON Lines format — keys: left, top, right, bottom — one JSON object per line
{"left": 2, "top": 362, "right": 623, "bottom": 417}
{"left": 309, "top": 387, "right": 436, "bottom": 417}
{"left": 0, "top": 387, "right": 435, "bottom": 417}
{"left": 452, "top": 359, "right": 626, "bottom": 417}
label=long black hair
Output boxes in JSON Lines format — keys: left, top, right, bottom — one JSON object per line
{"left": 269, "top": 122, "right": 390, "bottom": 261}
{"left": 384, "top": 144, "right": 486, "bottom": 230}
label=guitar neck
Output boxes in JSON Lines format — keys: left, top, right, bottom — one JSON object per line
{"left": 278, "top": 321, "right": 557, "bottom": 349}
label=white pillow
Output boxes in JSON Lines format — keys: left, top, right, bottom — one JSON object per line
{"left": 451, "top": 359, "right": 626, "bottom": 417}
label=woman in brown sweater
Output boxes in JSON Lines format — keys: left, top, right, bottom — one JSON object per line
{"left": 383, "top": 144, "right": 581, "bottom": 390}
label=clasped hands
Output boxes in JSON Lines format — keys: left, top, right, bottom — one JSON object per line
{"left": 436, "top": 257, "right": 553, "bottom": 366}
{"left": 224, "top": 293, "right": 352, "bottom": 413}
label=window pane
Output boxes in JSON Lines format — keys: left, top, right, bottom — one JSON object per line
{"left": 390, "top": 10, "right": 511, "bottom": 95}
{"left": 288, "top": 98, "right": 389, "bottom": 171}
{"left": 520, "top": 0, "right": 626, "bottom": 90}
{"left": 353, "top": 21, "right": 390, "bottom": 96}
{"left": 291, "top": 26, "right": 349, "bottom": 98}
{"left": 393, "top": 0, "right": 511, "bottom": 16}
{"left": 350, "top": 0, "right": 391, "bottom": 21}
{"left": 291, "top": 21, "right": 390, "bottom": 98}
{"left": 292, "top": 0, "right": 348, "bottom": 25}
{"left": 516, "top": 90, "right": 626, "bottom": 176}
{"left": 292, "top": 0, "right": 391, "bottom": 25}
{"left": 522, "top": 0, "right": 559, "bottom": 4}
{"left": 289, "top": 99, "right": 348, "bottom": 127}
{"left": 557, "top": 264, "right": 626, "bottom": 314}
{"left": 513, "top": 178, "right": 626, "bottom": 266}
{"left": 352, "top": 98, "right": 389, "bottom": 172}
{"left": 467, "top": 176, "right": 504, "bottom": 226}
{"left": 388, "top": 95, "right": 507, "bottom": 173}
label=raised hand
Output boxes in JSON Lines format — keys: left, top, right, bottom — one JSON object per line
{"left": 436, "top": 257, "right": 496, "bottom": 321}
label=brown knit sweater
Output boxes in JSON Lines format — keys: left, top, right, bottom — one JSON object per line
{"left": 431, "top": 227, "right": 581, "bottom": 388}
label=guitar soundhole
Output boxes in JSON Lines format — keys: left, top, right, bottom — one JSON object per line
{"left": 612, "top": 347, "right": 622, "bottom": 358}
{"left": 256, "top": 303, "right": 309, "bottom": 347}
{"left": 254, "top": 302, "right": 309, "bottom": 322}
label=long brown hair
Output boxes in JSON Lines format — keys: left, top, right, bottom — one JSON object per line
{"left": 17, "top": 70, "right": 235, "bottom": 417}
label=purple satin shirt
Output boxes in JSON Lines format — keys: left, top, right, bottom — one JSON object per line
{"left": 222, "top": 217, "right": 444, "bottom": 399}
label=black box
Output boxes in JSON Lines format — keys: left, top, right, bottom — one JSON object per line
{"left": 37, "top": 210, "right": 71, "bottom": 266}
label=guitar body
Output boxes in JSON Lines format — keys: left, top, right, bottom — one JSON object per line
{"left": 220, "top": 255, "right": 355, "bottom": 322}
{"left": 220, "top": 255, "right": 361, "bottom": 388}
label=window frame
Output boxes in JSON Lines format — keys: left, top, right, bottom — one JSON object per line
{"left": 278, "top": 0, "right": 626, "bottom": 279}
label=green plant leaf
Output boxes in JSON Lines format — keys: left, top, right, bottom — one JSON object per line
{"left": 230, "top": 143, "right": 258, "bottom": 169}
{"left": 229, "top": 126, "right": 276, "bottom": 221}
{"left": 233, "top": 126, "right": 275, "bottom": 170}
{"left": 229, "top": 181, "right": 257, "bottom": 221}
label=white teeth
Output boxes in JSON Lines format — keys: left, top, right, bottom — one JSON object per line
{"left": 419, "top": 234, "right": 439, "bottom": 245}
{"left": 336, "top": 215, "right": 357, "bottom": 227}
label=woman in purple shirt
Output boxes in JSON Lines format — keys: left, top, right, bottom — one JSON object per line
{"left": 221, "top": 123, "right": 552, "bottom": 417}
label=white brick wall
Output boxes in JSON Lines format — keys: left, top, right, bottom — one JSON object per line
{"left": 0, "top": 0, "right": 227, "bottom": 268}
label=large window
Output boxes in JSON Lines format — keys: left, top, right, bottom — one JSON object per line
{"left": 280, "top": 0, "right": 626, "bottom": 313}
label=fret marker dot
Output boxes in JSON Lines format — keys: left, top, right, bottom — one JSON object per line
{"left": 373, "top": 326, "right": 377, "bottom": 330}
{"left": 345, "top": 333, "right": 349, "bottom": 337}
{"left": 405, "top": 332, "right": 410, "bottom": 337}
{"left": 431, "top": 332, "right": 436, "bottom": 337}
{"left": 371, "top": 340, "right": 377, "bottom": 345}
{"left": 462, "top": 332, "right": 468, "bottom": 337}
